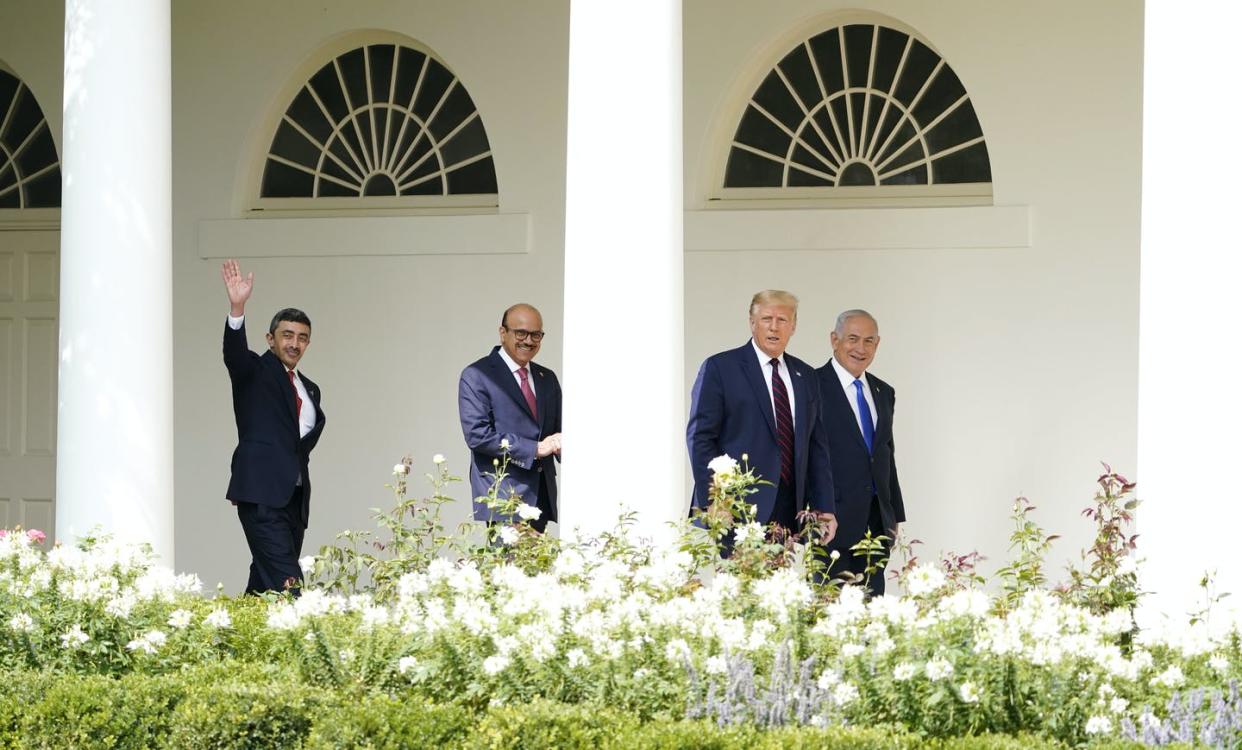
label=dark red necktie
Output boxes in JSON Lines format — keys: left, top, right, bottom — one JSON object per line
{"left": 769, "top": 358, "right": 794, "bottom": 487}
{"left": 518, "top": 367, "right": 537, "bottom": 418}
{"left": 287, "top": 370, "right": 303, "bottom": 418}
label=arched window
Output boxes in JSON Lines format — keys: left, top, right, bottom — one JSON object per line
{"left": 259, "top": 39, "right": 496, "bottom": 204}
{"left": 723, "top": 22, "right": 989, "bottom": 196}
{"left": 0, "top": 68, "right": 60, "bottom": 209}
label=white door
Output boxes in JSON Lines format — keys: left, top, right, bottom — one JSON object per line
{"left": 0, "top": 230, "right": 58, "bottom": 541}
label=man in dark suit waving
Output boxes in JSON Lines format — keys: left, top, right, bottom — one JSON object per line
{"left": 458, "top": 304, "right": 562, "bottom": 531}
{"left": 817, "top": 309, "right": 905, "bottom": 596}
{"left": 221, "top": 260, "right": 326, "bottom": 594}
{"left": 687, "top": 290, "right": 836, "bottom": 541}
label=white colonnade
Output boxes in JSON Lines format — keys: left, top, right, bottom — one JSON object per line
{"left": 560, "top": 0, "right": 686, "bottom": 543}
{"left": 56, "top": 0, "right": 174, "bottom": 562}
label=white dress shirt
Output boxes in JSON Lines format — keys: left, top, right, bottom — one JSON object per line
{"left": 750, "top": 339, "right": 796, "bottom": 428}
{"left": 497, "top": 347, "right": 536, "bottom": 397}
{"left": 228, "top": 314, "right": 317, "bottom": 438}
{"left": 829, "top": 356, "right": 877, "bottom": 437}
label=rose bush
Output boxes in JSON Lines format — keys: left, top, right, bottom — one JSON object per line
{"left": 0, "top": 461, "right": 1238, "bottom": 747}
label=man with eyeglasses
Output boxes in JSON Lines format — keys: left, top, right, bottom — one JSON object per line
{"left": 458, "top": 303, "right": 562, "bottom": 532}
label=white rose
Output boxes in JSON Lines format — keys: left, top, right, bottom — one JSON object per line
{"left": 708, "top": 454, "right": 739, "bottom": 478}
{"left": 393, "top": 463, "right": 409, "bottom": 475}
{"left": 498, "top": 526, "right": 520, "bottom": 545}
{"left": 299, "top": 556, "right": 316, "bottom": 575}
{"left": 500, "top": 438, "right": 511, "bottom": 450}
{"left": 432, "top": 454, "right": 446, "bottom": 465}
{"left": 516, "top": 503, "right": 542, "bottom": 521}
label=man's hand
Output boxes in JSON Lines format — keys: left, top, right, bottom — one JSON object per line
{"left": 536, "top": 433, "right": 562, "bottom": 458}
{"left": 221, "top": 259, "right": 253, "bottom": 317}
{"left": 822, "top": 512, "right": 838, "bottom": 544}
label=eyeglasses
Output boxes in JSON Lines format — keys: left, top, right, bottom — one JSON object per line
{"left": 504, "top": 327, "right": 545, "bottom": 342}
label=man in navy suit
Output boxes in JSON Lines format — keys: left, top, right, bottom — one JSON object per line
{"left": 220, "top": 260, "right": 326, "bottom": 594}
{"left": 687, "top": 290, "right": 837, "bottom": 542}
{"left": 817, "top": 309, "right": 905, "bottom": 596}
{"left": 458, "top": 304, "right": 562, "bottom": 531}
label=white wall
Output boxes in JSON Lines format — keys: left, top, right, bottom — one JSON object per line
{"left": 683, "top": 0, "right": 1142, "bottom": 579}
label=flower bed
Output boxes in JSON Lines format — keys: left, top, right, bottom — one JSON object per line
{"left": 0, "top": 462, "right": 1238, "bottom": 747}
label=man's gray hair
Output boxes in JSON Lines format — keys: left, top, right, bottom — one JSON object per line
{"left": 834, "top": 309, "right": 878, "bottom": 334}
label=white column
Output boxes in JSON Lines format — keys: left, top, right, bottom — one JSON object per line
{"left": 1138, "top": 2, "right": 1241, "bottom": 624}
{"left": 561, "top": 1, "right": 684, "bottom": 544}
{"left": 57, "top": 0, "right": 173, "bottom": 563}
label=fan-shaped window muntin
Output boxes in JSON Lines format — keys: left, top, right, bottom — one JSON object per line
{"left": 0, "top": 69, "right": 61, "bottom": 209}
{"left": 724, "top": 24, "right": 990, "bottom": 190}
{"left": 261, "top": 43, "right": 497, "bottom": 200}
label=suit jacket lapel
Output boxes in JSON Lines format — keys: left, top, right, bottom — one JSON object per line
{"left": 264, "top": 351, "right": 299, "bottom": 425}
{"left": 533, "top": 364, "right": 548, "bottom": 428}
{"left": 484, "top": 349, "right": 536, "bottom": 421}
{"left": 739, "top": 343, "right": 777, "bottom": 439}
{"left": 789, "top": 359, "right": 811, "bottom": 450}
{"left": 871, "top": 379, "right": 891, "bottom": 447}
{"left": 828, "top": 370, "right": 871, "bottom": 454}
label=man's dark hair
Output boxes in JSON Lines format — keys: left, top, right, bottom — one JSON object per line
{"left": 269, "top": 307, "right": 311, "bottom": 335}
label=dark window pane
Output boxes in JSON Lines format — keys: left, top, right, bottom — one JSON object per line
{"left": 724, "top": 147, "right": 784, "bottom": 187}
{"left": 309, "top": 63, "right": 349, "bottom": 123}
{"left": 363, "top": 172, "right": 397, "bottom": 196}
{"left": 931, "top": 141, "right": 991, "bottom": 183}
{"left": 394, "top": 126, "right": 431, "bottom": 174}
{"left": 327, "top": 135, "right": 362, "bottom": 176}
{"left": 318, "top": 175, "right": 359, "bottom": 197}
{"left": 811, "top": 108, "right": 846, "bottom": 161}
{"left": 287, "top": 87, "right": 333, "bottom": 144}
{"left": 393, "top": 47, "right": 427, "bottom": 108}
{"left": 848, "top": 92, "right": 868, "bottom": 153}
{"left": 807, "top": 29, "right": 845, "bottom": 94}
{"left": 354, "top": 112, "right": 376, "bottom": 167}
{"left": 337, "top": 48, "right": 368, "bottom": 111}
{"left": 870, "top": 106, "right": 904, "bottom": 156}
{"left": 429, "top": 83, "right": 476, "bottom": 141}
{"left": 0, "top": 159, "right": 14, "bottom": 189}
{"left": 439, "top": 115, "right": 489, "bottom": 166}
{"left": 861, "top": 93, "right": 885, "bottom": 152}
{"left": 925, "top": 99, "right": 984, "bottom": 153}
{"left": 752, "top": 70, "right": 804, "bottom": 130}
{"left": 794, "top": 124, "right": 834, "bottom": 169}
{"left": 261, "top": 159, "right": 314, "bottom": 197}
{"left": 871, "top": 27, "right": 908, "bottom": 94}
{"left": 912, "top": 65, "right": 967, "bottom": 127}
{"left": 3, "top": 86, "right": 42, "bottom": 147}
{"left": 777, "top": 44, "right": 822, "bottom": 112}
{"left": 882, "top": 138, "right": 926, "bottom": 175}
{"left": 447, "top": 156, "right": 497, "bottom": 194}
{"left": 733, "top": 105, "right": 791, "bottom": 156}
{"left": 405, "top": 150, "right": 443, "bottom": 185}
{"left": 788, "top": 164, "right": 831, "bottom": 186}
{"left": 413, "top": 59, "right": 453, "bottom": 122}
{"left": 320, "top": 152, "right": 359, "bottom": 188}
{"left": 335, "top": 117, "right": 370, "bottom": 169}
{"left": 790, "top": 143, "right": 830, "bottom": 176}
{"left": 0, "top": 186, "right": 18, "bottom": 208}
{"left": 892, "top": 39, "right": 939, "bottom": 108}
{"left": 839, "top": 161, "right": 877, "bottom": 186}
{"left": 270, "top": 119, "right": 321, "bottom": 169}
{"left": 0, "top": 72, "right": 18, "bottom": 116}
{"left": 16, "top": 124, "right": 56, "bottom": 176}
{"left": 828, "top": 97, "right": 851, "bottom": 152}
{"left": 402, "top": 154, "right": 444, "bottom": 194}
{"left": 368, "top": 45, "right": 395, "bottom": 104}
{"left": 873, "top": 119, "right": 917, "bottom": 165}
{"left": 881, "top": 162, "right": 927, "bottom": 185}
{"left": 843, "top": 25, "right": 874, "bottom": 89}
{"left": 23, "top": 167, "right": 61, "bottom": 207}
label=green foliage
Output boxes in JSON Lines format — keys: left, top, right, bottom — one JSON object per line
{"left": 1065, "top": 466, "right": 1142, "bottom": 617}
{"left": 304, "top": 695, "right": 474, "bottom": 749}
{"left": 995, "top": 496, "right": 1059, "bottom": 610}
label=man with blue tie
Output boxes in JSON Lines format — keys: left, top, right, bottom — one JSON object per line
{"left": 687, "top": 290, "right": 837, "bottom": 542}
{"left": 458, "top": 304, "right": 562, "bottom": 531}
{"left": 220, "top": 260, "right": 326, "bottom": 595}
{"left": 817, "top": 309, "right": 905, "bottom": 596}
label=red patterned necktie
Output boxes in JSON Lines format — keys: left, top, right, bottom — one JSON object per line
{"left": 518, "top": 367, "right": 538, "bottom": 418}
{"left": 287, "top": 369, "right": 303, "bottom": 418}
{"left": 769, "top": 358, "right": 794, "bottom": 487}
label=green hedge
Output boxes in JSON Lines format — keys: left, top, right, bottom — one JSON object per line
{"left": 0, "top": 666, "right": 1148, "bottom": 749}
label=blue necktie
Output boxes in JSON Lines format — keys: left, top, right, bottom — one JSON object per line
{"left": 853, "top": 379, "right": 874, "bottom": 454}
